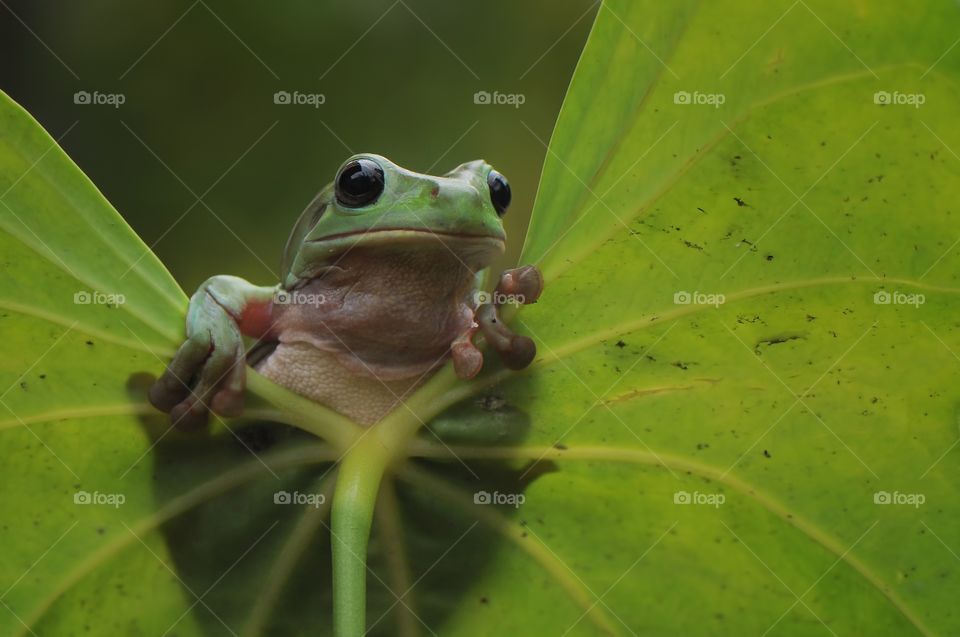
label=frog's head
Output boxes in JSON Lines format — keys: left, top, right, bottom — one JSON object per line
{"left": 281, "top": 154, "right": 510, "bottom": 286}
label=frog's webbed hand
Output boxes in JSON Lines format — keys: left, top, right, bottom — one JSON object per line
{"left": 449, "top": 266, "right": 541, "bottom": 379}
{"left": 148, "top": 276, "right": 276, "bottom": 430}
{"left": 477, "top": 264, "right": 543, "bottom": 371}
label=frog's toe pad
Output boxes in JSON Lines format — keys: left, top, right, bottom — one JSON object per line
{"left": 169, "top": 399, "right": 210, "bottom": 431}
{"left": 148, "top": 379, "right": 185, "bottom": 412}
{"left": 500, "top": 335, "right": 536, "bottom": 370}
{"left": 212, "top": 389, "right": 244, "bottom": 417}
{"left": 452, "top": 341, "right": 483, "bottom": 379}
{"left": 497, "top": 265, "right": 544, "bottom": 304}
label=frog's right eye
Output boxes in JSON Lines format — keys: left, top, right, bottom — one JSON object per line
{"left": 336, "top": 158, "right": 385, "bottom": 208}
{"left": 487, "top": 169, "right": 511, "bottom": 217}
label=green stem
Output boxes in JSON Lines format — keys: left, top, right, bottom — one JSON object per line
{"left": 331, "top": 435, "right": 391, "bottom": 637}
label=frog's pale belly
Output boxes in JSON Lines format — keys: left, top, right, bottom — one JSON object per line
{"left": 257, "top": 247, "right": 476, "bottom": 425}
{"left": 255, "top": 341, "right": 425, "bottom": 425}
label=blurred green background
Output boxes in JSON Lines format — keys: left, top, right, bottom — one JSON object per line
{"left": 0, "top": 0, "right": 596, "bottom": 292}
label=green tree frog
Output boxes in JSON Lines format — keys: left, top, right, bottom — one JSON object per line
{"left": 149, "top": 154, "right": 543, "bottom": 428}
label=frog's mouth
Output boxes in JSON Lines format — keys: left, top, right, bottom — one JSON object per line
{"left": 308, "top": 227, "right": 506, "bottom": 270}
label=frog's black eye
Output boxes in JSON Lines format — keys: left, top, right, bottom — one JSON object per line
{"left": 336, "top": 158, "right": 385, "bottom": 208}
{"left": 487, "top": 169, "right": 511, "bottom": 217}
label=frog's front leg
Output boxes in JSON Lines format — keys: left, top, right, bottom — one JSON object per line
{"left": 148, "top": 275, "right": 277, "bottom": 429}
{"left": 477, "top": 265, "right": 543, "bottom": 369}
{"left": 450, "top": 265, "right": 544, "bottom": 379}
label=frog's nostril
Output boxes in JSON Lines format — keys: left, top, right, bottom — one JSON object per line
{"left": 430, "top": 186, "right": 439, "bottom": 198}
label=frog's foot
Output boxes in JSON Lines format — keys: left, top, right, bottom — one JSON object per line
{"left": 148, "top": 325, "right": 246, "bottom": 430}
{"left": 495, "top": 265, "right": 544, "bottom": 305}
{"left": 476, "top": 303, "right": 536, "bottom": 370}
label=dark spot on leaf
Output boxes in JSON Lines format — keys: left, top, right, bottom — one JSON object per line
{"left": 734, "top": 197, "right": 747, "bottom": 207}
{"left": 765, "top": 254, "right": 774, "bottom": 261}
{"left": 615, "top": 340, "right": 626, "bottom": 349}
{"left": 85, "top": 340, "right": 94, "bottom": 346}
{"left": 754, "top": 333, "right": 804, "bottom": 354}
{"left": 763, "top": 449, "right": 772, "bottom": 458}
{"left": 672, "top": 361, "right": 689, "bottom": 370}
{"left": 553, "top": 443, "right": 568, "bottom": 450}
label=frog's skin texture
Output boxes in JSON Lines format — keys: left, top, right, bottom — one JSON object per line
{"left": 149, "top": 154, "right": 543, "bottom": 428}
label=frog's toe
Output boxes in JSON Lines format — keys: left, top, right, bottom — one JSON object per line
{"left": 188, "top": 340, "right": 242, "bottom": 415}
{"left": 148, "top": 333, "right": 211, "bottom": 412}
{"left": 170, "top": 398, "right": 210, "bottom": 431}
{"left": 212, "top": 389, "right": 244, "bottom": 417}
{"left": 452, "top": 335, "right": 483, "bottom": 379}
{"left": 476, "top": 304, "right": 537, "bottom": 370}
{"left": 211, "top": 349, "right": 246, "bottom": 417}
{"left": 496, "top": 265, "right": 543, "bottom": 305}
{"left": 499, "top": 335, "right": 536, "bottom": 369}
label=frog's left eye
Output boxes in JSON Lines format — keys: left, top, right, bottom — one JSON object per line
{"left": 336, "top": 158, "right": 385, "bottom": 208}
{"left": 487, "top": 169, "right": 511, "bottom": 217}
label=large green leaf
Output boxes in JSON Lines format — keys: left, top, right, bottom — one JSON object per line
{"left": 0, "top": 90, "right": 349, "bottom": 636}
{"left": 3, "top": 1, "right": 960, "bottom": 635}
{"left": 403, "top": 1, "right": 960, "bottom": 635}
